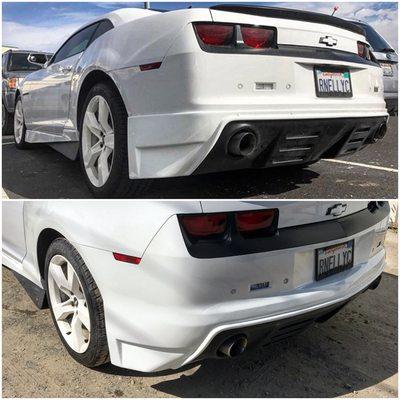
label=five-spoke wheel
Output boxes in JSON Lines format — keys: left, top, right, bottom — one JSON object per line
{"left": 47, "top": 254, "right": 91, "bottom": 353}
{"left": 45, "top": 238, "right": 109, "bottom": 367}
{"left": 82, "top": 95, "right": 115, "bottom": 188}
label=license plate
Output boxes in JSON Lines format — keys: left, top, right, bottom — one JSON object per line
{"left": 314, "top": 67, "right": 353, "bottom": 98}
{"left": 380, "top": 63, "right": 393, "bottom": 77}
{"left": 315, "top": 240, "right": 354, "bottom": 281}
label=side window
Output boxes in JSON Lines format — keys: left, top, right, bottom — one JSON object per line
{"left": 2, "top": 54, "right": 7, "bottom": 71}
{"left": 52, "top": 23, "right": 99, "bottom": 64}
{"left": 90, "top": 20, "right": 114, "bottom": 44}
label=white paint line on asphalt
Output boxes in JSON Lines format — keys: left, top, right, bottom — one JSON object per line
{"left": 2, "top": 141, "right": 15, "bottom": 145}
{"left": 322, "top": 159, "right": 398, "bottom": 173}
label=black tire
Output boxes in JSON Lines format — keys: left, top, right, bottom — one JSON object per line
{"left": 13, "top": 97, "right": 30, "bottom": 149}
{"left": 45, "top": 238, "right": 109, "bottom": 368}
{"left": 2, "top": 103, "right": 14, "bottom": 135}
{"left": 79, "top": 82, "right": 152, "bottom": 198}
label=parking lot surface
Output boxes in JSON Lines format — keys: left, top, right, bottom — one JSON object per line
{"left": 2, "top": 231, "right": 398, "bottom": 398}
{"left": 2, "top": 117, "right": 397, "bottom": 199}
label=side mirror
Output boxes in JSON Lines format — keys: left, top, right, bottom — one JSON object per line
{"left": 27, "top": 53, "right": 48, "bottom": 68}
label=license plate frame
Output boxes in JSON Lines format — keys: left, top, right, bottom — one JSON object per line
{"left": 315, "top": 239, "right": 355, "bottom": 281}
{"left": 314, "top": 66, "right": 353, "bottom": 98}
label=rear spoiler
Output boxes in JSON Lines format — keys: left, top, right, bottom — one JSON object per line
{"left": 210, "top": 4, "right": 365, "bottom": 37}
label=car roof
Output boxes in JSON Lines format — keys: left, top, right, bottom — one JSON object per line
{"left": 72, "top": 8, "right": 160, "bottom": 35}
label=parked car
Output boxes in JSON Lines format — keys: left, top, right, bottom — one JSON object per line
{"left": 351, "top": 20, "right": 398, "bottom": 115}
{"left": 2, "top": 200, "right": 389, "bottom": 372}
{"left": 2, "top": 50, "right": 52, "bottom": 134}
{"left": 14, "top": 5, "right": 388, "bottom": 198}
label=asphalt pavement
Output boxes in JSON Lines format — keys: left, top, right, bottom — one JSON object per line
{"left": 2, "top": 117, "right": 397, "bottom": 199}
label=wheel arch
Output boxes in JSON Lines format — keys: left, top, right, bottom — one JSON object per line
{"left": 36, "top": 228, "right": 65, "bottom": 283}
{"left": 76, "top": 69, "right": 127, "bottom": 132}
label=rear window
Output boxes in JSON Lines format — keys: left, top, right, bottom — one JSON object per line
{"left": 7, "top": 53, "right": 45, "bottom": 72}
{"left": 353, "top": 22, "right": 393, "bottom": 52}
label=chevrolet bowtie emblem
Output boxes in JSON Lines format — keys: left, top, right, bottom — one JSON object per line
{"left": 319, "top": 36, "right": 338, "bottom": 47}
{"left": 326, "top": 203, "right": 347, "bottom": 217}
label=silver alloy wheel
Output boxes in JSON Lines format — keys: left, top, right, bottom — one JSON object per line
{"left": 14, "top": 100, "right": 24, "bottom": 143}
{"left": 48, "top": 254, "right": 91, "bottom": 353}
{"left": 82, "top": 95, "right": 115, "bottom": 187}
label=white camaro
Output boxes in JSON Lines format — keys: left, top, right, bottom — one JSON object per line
{"left": 2, "top": 201, "right": 389, "bottom": 372}
{"left": 14, "top": 5, "right": 388, "bottom": 198}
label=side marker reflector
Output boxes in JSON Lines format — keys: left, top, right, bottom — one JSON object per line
{"left": 139, "top": 62, "right": 162, "bottom": 71}
{"left": 113, "top": 252, "right": 141, "bottom": 265}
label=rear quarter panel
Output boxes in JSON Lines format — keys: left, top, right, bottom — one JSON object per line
{"left": 24, "top": 200, "right": 202, "bottom": 258}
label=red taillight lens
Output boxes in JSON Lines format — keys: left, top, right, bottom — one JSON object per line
{"left": 194, "top": 23, "right": 234, "bottom": 46}
{"left": 180, "top": 213, "right": 228, "bottom": 237}
{"left": 240, "top": 26, "right": 275, "bottom": 49}
{"left": 236, "top": 209, "right": 277, "bottom": 233}
{"left": 113, "top": 252, "right": 141, "bottom": 265}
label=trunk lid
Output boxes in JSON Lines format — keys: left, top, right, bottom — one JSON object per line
{"left": 200, "top": 201, "right": 369, "bottom": 228}
{"left": 210, "top": 6, "right": 365, "bottom": 54}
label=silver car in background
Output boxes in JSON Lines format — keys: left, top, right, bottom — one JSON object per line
{"left": 2, "top": 50, "right": 52, "bottom": 134}
{"left": 352, "top": 20, "right": 398, "bottom": 115}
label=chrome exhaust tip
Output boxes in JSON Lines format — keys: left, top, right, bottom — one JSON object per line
{"left": 227, "top": 130, "right": 257, "bottom": 157}
{"left": 369, "top": 123, "right": 387, "bottom": 143}
{"left": 218, "top": 335, "right": 248, "bottom": 358}
{"left": 375, "top": 123, "right": 387, "bottom": 140}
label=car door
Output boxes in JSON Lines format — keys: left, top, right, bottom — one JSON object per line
{"left": 2, "top": 202, "right": 26, "bottom": 265}
{"left": 26, "top": 22, "right": 99, "bottom": 137}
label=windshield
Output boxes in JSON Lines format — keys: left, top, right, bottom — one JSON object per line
{"left": 353, "top": 22, "right": 393, "bottom": 52}
{"left": 7, "top": 53, "right": 46, "bottom": 71}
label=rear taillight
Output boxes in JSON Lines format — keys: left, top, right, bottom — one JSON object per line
{"left": 236, "top": 209, "right": 277, "bottom": 233}
{"left": 179, "top": 209, "right": 278, "bottom": 241}
{"left": 240, "top": 26, "right": 275, "bottom": 49}
{"left": 357, "top": 42, "right": 371, "bottom": 60}
{"left": 194, "top": 23, "right": 234, "bottom": 46}
{"left": 193, "top": 22, "right": 276, "bottom": 50}
{"left": 180, "top": 213, "right": 228, "bottom": 237}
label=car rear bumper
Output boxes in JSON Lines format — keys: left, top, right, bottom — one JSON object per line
{"left": 73, "top": 205, "right": 389, "bottom": 372}
{"left": 122, "top": 47, "right": 387, "bottom": 179}
{"left": 127, "top": 113, "right": 388, "bottom": 179}
{"left": 190, "top": 274, "right": 382, "bottom": 364}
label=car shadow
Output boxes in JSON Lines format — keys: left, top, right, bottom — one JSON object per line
{"left": 2, "top": 143, "right": 320, "bottom": 199}
{"left": 141, "top": 166, "right": 320, "bottom": 199}
{"left": 94, "top": 273, "right": 398, "bottom": 397}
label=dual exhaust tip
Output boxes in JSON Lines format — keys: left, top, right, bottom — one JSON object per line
{"left": 227, "top": 130, "right": 258, "bottom": 157}
{"left": 228, "top": 122, "right": 388, "bottom": 155}
{"left": 217, "top": 335, "right": 248, "bottom": 358}
{"left": 368, "top": 122, "right": 387, "bottom": 143}
{"left": 216, "top": 273, "right": 381, "bottom": 358}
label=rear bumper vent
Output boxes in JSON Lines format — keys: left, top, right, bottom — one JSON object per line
{"left": 194, "top": 116, "right": 387, "bottom": 175}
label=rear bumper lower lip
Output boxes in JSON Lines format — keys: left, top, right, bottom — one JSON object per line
{"left": 127, "top": 111, "right": 388, "bottom": 179}
{"left": 194, "top": 116, "right": 388, "bottom": 175}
